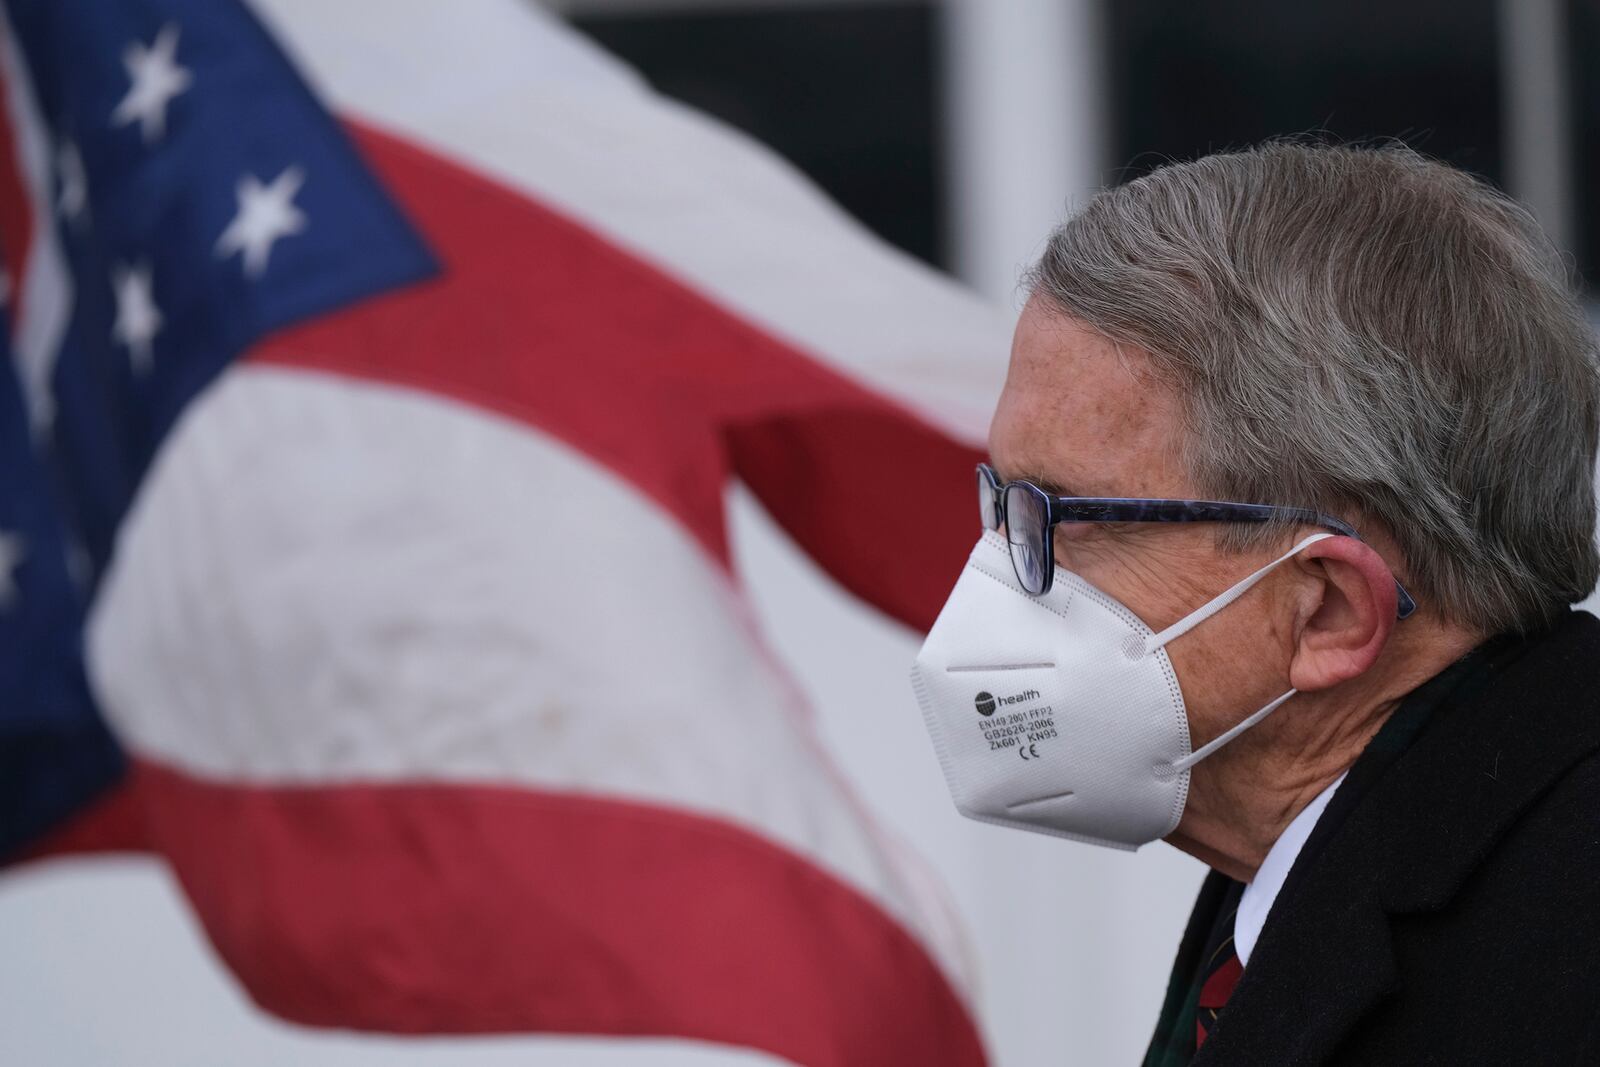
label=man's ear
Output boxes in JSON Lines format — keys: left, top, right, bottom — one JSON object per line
{"left": 1287, "top": 536, "right": 1399, "bottom": 692}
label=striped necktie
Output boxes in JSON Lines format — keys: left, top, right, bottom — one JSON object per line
{"left": 1195, "top": 884, "right": 1245, "bottom": 1050}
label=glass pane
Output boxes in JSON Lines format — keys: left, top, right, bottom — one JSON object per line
{"left": 1003, "top": 483, "right": 1050, "bottom": 593}
{"left": 976, "top": 468, "right": 999, "bottom": 530}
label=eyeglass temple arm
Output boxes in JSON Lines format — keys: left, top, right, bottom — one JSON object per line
{"left": 1044, "top": 497, "right": 1417, "bottom": 619}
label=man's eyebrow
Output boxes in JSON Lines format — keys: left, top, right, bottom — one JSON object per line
{"left": 1000, "top": 468, "right": 1078, "bottom": 497}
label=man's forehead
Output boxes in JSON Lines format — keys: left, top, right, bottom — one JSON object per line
{"left": 988, "top": 302, "right": 1190, "bottom": 498}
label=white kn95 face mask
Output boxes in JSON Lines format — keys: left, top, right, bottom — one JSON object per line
{"left": 910, "top": 529, "right": 1331, "bottom": 851}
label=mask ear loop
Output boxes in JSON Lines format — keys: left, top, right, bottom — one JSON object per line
{"left": 1142, "top": 532, "right": 1333, "bottom": 656}
{"left": 1170, "top": 689, "right": 1298, "bottom": 773}
{"left": 1138, "top": 532, "right": 1334, "bottom": 775}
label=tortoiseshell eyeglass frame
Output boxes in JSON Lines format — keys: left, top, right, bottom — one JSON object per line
{"left": 976, "top": 463, "right": 1417, "bottom": 618}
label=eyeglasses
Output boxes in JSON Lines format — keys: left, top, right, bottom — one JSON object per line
{"left": 977, "top": 463, "right": 1417, "bottom": 617}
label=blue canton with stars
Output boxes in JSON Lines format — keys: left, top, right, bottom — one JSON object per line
{"left": 0, "top": 0, "right": 436, "bottom": 858}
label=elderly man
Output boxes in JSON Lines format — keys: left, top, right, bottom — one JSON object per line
{"left": 911, "top": 143, "right": 1600, "bottom": 1064}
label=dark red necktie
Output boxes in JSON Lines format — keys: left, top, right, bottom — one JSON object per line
{"left": 1194, "top": 917, "right": 1244, "bottom": 1050}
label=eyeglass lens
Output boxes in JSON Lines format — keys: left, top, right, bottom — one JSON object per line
{"left": 976, "top": 467, "right": 1000, "bottom": 531}
{"left": 1002, "top": 482, "right": 1051, "bottom": 594}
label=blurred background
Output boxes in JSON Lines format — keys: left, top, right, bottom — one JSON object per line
{"left": 2, "top": 2, "right": 1596, "bottom": 1066}
{"left": 556, "top": 0, "right": 1593, "bottom": 304}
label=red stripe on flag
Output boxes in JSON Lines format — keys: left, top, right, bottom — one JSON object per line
{"left": 136, "top": 759, "right": 986, "bottom": 1067}
{"left": 249, "top": 121, "right": 982, "bottom": 631}
{"left": 725, "top": 410, "right": 981, "bottom": 632}
{"left": 0, "top": 59, "right": 35, "bottom": 327}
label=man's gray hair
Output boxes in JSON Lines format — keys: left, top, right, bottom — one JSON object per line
{"left": 1028, "top": 142, "right": 1599, "bottom": 634}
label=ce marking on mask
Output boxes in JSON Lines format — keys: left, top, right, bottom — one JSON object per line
{"left": 975, "top": 690, "right": 1059, "bottom": 757}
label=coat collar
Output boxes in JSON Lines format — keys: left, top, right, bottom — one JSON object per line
{"left": 1195, "top": 611, "right": 1600, "bottom": 1065}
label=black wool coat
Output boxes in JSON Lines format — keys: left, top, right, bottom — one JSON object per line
{"left": 1175, "top": 610, "right": 1600, "bottom": 1065}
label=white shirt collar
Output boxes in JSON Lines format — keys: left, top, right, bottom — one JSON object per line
{"left": 1234, "top": 772, "right": 1346, "bottom": 966}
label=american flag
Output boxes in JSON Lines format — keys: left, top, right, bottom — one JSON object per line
{"left": 1, "top": 2, "right": 1008, "bottom": 1064}
{"left": 0, "top": 0, "right": 434, "bottom": 858}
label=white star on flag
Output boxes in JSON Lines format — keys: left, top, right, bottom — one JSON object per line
{"left": 110, "top": 23, "right": 192, "bottom": 144}
{"left": 215, "top": 166, "right": 307, "bottom": 278}
{"left": 57, "top": 139, "right": 88, "bottom": 223}
{"left": 0, "top": 531, "right": 25, "bottom": 610}
{"left": 111, "top": 261, "right": 163, "bottom": 375}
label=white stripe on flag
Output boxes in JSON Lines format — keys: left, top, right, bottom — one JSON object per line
{"left": 0, "top": 0, "right": 74, "bottom": 436}
{"left": 87, "top": 361, "right": 973, "bottom": 996}
{"left": 247, "top": 0, "right": 1010, "bottom": 445}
